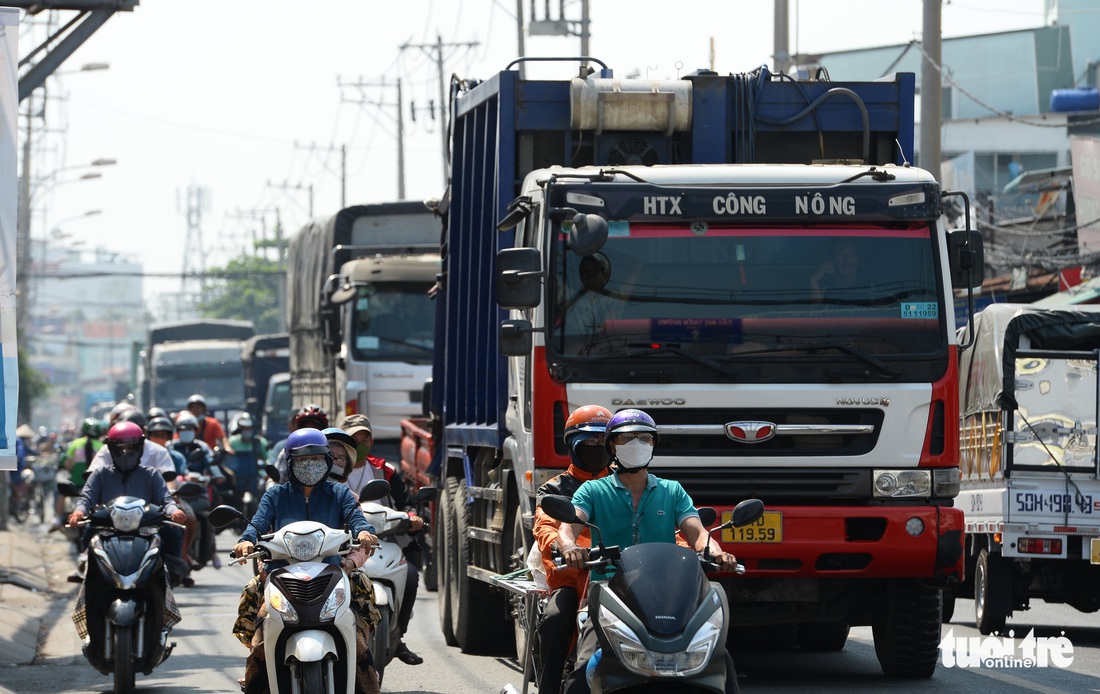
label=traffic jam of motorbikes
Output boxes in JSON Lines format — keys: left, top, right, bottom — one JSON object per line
{"left": 12, "top": 1, "right": 1100, "bottom": 693}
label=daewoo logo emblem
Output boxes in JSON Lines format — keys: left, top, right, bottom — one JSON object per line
{"left": 726, "top": 421, "right": 775, "bottom": 443}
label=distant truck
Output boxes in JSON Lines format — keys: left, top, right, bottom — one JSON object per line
{"left": 141, "top": 319, "right": 255, "bottom": 419}
{"left": 286, "top": 202, "right": 440, "bottom": 450}
{"left": 241, "top": 332, "right": 289, "bottom": 426}
{"left": 956, "top": 304, "right": 1100, "bottom": 633}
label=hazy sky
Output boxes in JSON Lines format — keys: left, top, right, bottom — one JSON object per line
{"left": 23, "top": 0, "right": 1049, "bottom": 310}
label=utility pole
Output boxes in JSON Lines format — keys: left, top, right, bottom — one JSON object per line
{"left": 294, "top": 142, "right": 346, "bottom": 208}
{"left": 515, "top": 0, "right": 526, "bottom": 79}
{"left": 266, "top": 180, "right": 313, "bottom": 219}
{"left": 773, "top": 0, "right": 792, "bottom": 75}
{"left": 16, "top": 90, "right": 34, "bottom": 354}
{"left": 920, "top": 0, "right": 942, "bottom": 181}
{"left": 339, "top": 78, "right": 406, "bottom": 199}
{"left": 400, "top": 35, "right": 479, "bottom": 189}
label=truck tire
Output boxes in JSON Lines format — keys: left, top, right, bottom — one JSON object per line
{"left": 511, "top": 511, "right": 530, "bottom": 661}
{"left": 941, "top": 588, "right": 956, "bottom": 623}
{"left": 451, "top": 478, "right": 509, "bottom": 654}
{"left": 872, "top": 579, "right": 941, "bottom": 678}
{"left": 975, "top": 548, "right": 1007, "bottom": 635}
{"left": 796, "top": 622, "right": 850, "bottom": 652}
{"left": 437, "top": 476, "right": 457, "bottom": 646}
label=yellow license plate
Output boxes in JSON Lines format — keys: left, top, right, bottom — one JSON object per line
{"left": 722, "top": 510, "right": 783, "bottom": 543}
{"left": 1091, "top": 538, "right": 1100, "bottom": 565}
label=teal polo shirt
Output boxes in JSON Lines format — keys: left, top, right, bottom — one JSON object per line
{"left": 571, "top": 471, "right": 699, "bottom": 572}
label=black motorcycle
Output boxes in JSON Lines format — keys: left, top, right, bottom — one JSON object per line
{"left": 540, "top": 495, "right": 764, "bottom": 694}
{"left": 64, "top": 487, "right": 194, "bottom": 694}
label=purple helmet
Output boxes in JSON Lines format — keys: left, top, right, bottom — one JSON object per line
{"left": 604, "top": 409, "right": 658, "bottom": 452}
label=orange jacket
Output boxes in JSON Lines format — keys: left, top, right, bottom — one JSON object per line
{"left": 533, "top": 464, "right": 610, "bottom": 592}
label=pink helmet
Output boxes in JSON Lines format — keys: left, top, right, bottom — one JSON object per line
{"left": 106, "top": 421, "right": 145, "bottom": 446}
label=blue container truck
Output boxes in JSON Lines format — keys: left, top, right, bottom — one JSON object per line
{"left": 425, "top": 59, "right": 981, "bottom": 678}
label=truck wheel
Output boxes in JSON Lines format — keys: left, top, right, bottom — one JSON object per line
{"left": 975, "top": 549, "right": 1007, "bottom": 635}
{"left": 437, "top": 476, "right": 457, "bottom": 646}
{"left": 451, "top": 478, "right": 509, "bottom": 654}
{"left": 872, "top": 579, "right": 941, "bottom": 678}
{"left": 510, "top": 511, "right": 530, "bottom": 661}
{"left": 796, "top": 622, "right": 850, "bottom": 652}
{"left": 941, "top": 588, "right": 956, "bottom": 623}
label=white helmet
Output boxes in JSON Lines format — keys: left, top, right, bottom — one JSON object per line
{"left": 175, "top": 411, "right": 199, "bottom": 430}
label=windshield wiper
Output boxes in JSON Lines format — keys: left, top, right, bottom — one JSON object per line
{"left": 733, "top": 341, "right": 901, "bottom": 378}
{"left": 373, "top": 336, "right": 432, "bottom": 353}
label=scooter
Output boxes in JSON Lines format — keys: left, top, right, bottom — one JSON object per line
{"left": 66, "top": 491, "right": 192, "bottom": 694}
{"left": 358, "top": 486, "right": 435, "bottom": 686}
{"left": 208, "top": 478, "right": 391, "bottom": 694}
{"left": 540, "top": 495, "right": 765, "bottom": 694}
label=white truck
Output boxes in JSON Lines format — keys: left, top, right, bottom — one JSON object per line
{"left": 957, "top": 303, "right": 1100, "bottom": 633}
{"left": 286, "top": 202, "right": 439, "bottom": 451}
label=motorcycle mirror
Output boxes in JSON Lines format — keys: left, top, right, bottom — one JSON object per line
{"left": 697, "top": 507, "right": 718, "bottom": 527}
{"left": 56, "top": 481, "right": 81, "bottom": 498}
{"left": 264, "top": 464, "right": 281, "bottom": 484}
{"left": 731, "top": 498, "right": 765, "bottom": 527}
{"left": 359, "top": 478, "right": 392, "bottom": 502}
{"left": 162, "top": 470, "right": 178, "bottom": 482}
{"left": 208, "top": 504, "right": 246, "bottom": 529}
{"left": 188, "top": 449, "right": 207, "bottom": 464}
{"left": 540, "top": 494, "right": 579, "bottom": 524}
{"left": 174, "top": 481, "right": 204, "bottom": 498}
{"left": 416, "top": 486, "right": 438, "bottom": 503}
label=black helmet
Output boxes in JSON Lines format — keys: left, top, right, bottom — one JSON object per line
{"left": 119, "top": 409, "right": 148, "bottom": 431}
{"left": 146, "top": 416, "right": 175, "bottom": 435}
{"left": 147, "top": 407, "right": 169, "bottom": 421}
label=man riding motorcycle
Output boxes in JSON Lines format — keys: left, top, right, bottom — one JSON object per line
{"left": 557, "top": 409, "right": 738, "bottom": 694}
{"left": 532, "top": 405, "right": 613, "bottom": 694}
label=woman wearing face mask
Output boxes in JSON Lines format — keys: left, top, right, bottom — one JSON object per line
{"left": 231, "top": 428, "right": 380, "bottom": 694}
{"left": 556, "top": 408, "right": 739, "bottom": 694}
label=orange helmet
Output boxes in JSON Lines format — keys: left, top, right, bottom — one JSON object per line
{"left": 563, "top": 405, "right": 612, "bottom": 446}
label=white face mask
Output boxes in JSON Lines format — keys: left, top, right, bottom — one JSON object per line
{"left": 178, "top": 430, "right": 196, "bottom": 444}
{"left": 615, "top": 439, "right": 653, "bottom": 469}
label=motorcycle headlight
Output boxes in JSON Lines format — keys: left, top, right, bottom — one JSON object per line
{"left": 268, "top": 584, "right": 299, "bottom": 624}
{"left": 319, "top": 584, "right": 347, "bottom": 621}
{"left": 599, "top": 602, "right": 721, "bottom": 678}
{"left": 284, "top": 529, "right": 325, "bottom": 561}
{"left": 109, "top": 505, "right": 144, "bottom": 532}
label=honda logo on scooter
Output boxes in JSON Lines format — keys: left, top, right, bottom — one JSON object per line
{"left": 725, "top": 421, "right": 775, "bottom": 443}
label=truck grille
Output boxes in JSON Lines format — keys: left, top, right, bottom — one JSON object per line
{"left": 665, "top": 468, "right": 869, "bottom": 504}
{"left": 650, "top": 408, "right": 883, "bottom": 456}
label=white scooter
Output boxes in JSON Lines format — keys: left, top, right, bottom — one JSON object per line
{"left": 358, "top": 486, "right": 435, "bottom": 686}
{"left": 209, "top": 478, "right": 391, "bottom": 694}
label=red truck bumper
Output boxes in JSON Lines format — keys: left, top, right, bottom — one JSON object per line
{"left": 715, "top": 504, "right": 964, "bottom": 582}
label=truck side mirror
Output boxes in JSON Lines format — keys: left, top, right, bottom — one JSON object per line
{"left": 500, "top": 319, "right": 534, "bottom": 356}
{"left": 947, "top": 228, "right": 984, "bottom": 290}
{"left": 497, "top": 248, "right": 543, "bottom": 309}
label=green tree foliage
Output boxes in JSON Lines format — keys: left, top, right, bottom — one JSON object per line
{"left": 199, "top": 254, "right": 285, "bottom": 334}
{"left": 17, "top": 348, "right": 50, "bottom": 424}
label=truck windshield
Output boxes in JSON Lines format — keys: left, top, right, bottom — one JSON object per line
{"left": 349, "top": 282, "right": 435, "bottom": 362}
{"left": 155, "top": 365, "right": 245, "bottom": 410}
{"left": 549, "top": 225, "right": 948, "bottom": 384}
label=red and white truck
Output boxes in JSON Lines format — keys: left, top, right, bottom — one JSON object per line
{"left": 414, "top": 59, "right": 982, "bottom": 678}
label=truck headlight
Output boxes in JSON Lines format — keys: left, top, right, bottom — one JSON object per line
{"left": 872, "top": 470, "right": 931, "bottom": 498}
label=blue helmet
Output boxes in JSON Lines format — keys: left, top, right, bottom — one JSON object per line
{"left": 604, "top": 409, "right": 658, "bottom": 452}
{"left": 286, "top": 427, "right": 331, "bottom": 459}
